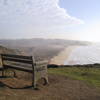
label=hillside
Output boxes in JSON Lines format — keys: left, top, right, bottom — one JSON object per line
{"left": 0, "top": 45, "right": 23, "bottom": 65}
{"left": 0, "top": 38, "right": 91, "bottom": 61}
{"left": 0, "top": 38, "right": 91, "bottom": 48}
{"left": 0, "top": 45, "right": 17, "bottom": 54}
{"left": 0, "top": 40, "right": 100, "bottom": 100}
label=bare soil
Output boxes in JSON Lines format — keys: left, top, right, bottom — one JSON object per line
{"left": 0, "top": 74, "right": 100, "bottom": 100}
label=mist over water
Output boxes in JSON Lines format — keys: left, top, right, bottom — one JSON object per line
{"left": 64, "top": 44, "right": 100, "bottom": 65}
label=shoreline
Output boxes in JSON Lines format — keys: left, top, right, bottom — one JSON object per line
{"left": 50, "top": 46, "right": 78, "bottom": 65}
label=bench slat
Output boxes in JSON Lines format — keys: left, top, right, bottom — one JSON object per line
{"left": 2, "top": 57, "right": 33, "bottom": 64}
{"left": 36, "top": 60, "right": 48, "bottom": 65}
{"left": 1, "top": 54, "right": 32, "bottom": 60}
{"left": 3, "top": 64, "right": 33, "bottom": 73}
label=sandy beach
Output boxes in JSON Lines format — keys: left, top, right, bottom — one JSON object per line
{"left": 50, "top": 46, "right": 78, "bottom": 65}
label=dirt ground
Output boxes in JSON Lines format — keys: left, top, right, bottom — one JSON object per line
{"left": 0, "top": 74, "right": 100, "bottom": 100}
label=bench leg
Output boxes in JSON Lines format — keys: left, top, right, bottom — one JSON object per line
{"left": 13, "top": 70, "right": 17, "bottom": 78}
{"left": 32, "top": 79, "right": 37, "bottom": 89}
{"left": 32, "top": 74, "right": 37, "bottom": 89}
{"left": 2, "top": 70, "right": 4, "bottom": 77}
{"left": 44, "top": 77, "right": 49, "bottom": 85}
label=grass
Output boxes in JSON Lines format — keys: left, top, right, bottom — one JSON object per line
{"left": 48, "top": 67, "right": 100, "bottom": 88}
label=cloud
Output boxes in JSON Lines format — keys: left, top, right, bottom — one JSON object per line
{"left": 0, "top": 0, "right": 84, "bottom": 37}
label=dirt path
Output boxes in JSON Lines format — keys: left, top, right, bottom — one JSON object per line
{"left": 0, "top": 74, "right": 100, "bottom": 100}
{"left": 50, "top": 46, "right": 78, "bottom": 65}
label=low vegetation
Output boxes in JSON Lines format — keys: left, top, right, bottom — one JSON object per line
{"left": 49, "top": 67, "right": 100, "bottom": 88}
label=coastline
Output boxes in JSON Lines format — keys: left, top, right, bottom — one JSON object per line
{"left": 49, "top": 46, "right": 78, "bottom": 65}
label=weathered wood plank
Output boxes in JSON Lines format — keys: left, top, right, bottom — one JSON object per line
{"left": 1, "top": 54, "right": 32, "bottom": 60}
{"left": 36, "top": 66, "right": 46, "bottom": 72}
{"left": 2, "top": 57, "right": 33, "bottom": 64}
{"left": 3, "top": 64, "right": 33, "bottom": 73}
{"left": 36, "top": 60, "right": 48, "bottom": 66}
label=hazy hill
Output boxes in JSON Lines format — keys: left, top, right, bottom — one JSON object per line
{"left": 0, "top": 45, "right": 22, "bottom": 55}
{"left": 0, "top": 45, "right": 21, "bottom": 65}
{"left": 0, "top": 45, "right": 16, "bottom": 54}
{"left": 0, "top": 38, "right": 91, "bottom": 61}
{"left": 0, "top": 38, "right": 90, "bottom": 48}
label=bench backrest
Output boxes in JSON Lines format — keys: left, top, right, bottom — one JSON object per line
{"left": 1, "top": 54, "right": 34, "bottom": 72}
{"left": 1, "top": 54, "right": 33, "bottom": 64}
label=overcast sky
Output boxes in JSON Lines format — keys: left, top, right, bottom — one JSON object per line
{"left": 0, "top": 0, "right": 100, "bottom": 42}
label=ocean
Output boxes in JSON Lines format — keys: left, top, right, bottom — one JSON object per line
{"left": 64, "top": 44, "right": 100, "bottom": 65}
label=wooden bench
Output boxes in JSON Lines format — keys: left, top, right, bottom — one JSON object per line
{"left": 0, "top": 54, "right": 48, "bottom": 88}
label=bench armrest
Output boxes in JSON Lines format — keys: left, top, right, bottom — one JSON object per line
{"left": 36, "top": 60, "right": 48, "bottom": 66}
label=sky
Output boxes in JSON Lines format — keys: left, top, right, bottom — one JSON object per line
{"left": 0, "top": 0, "right": 100, "bottom": 42}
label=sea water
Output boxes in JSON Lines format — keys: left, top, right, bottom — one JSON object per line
{"left": 64, "top": 44, "right": 100, "bottom": 65}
